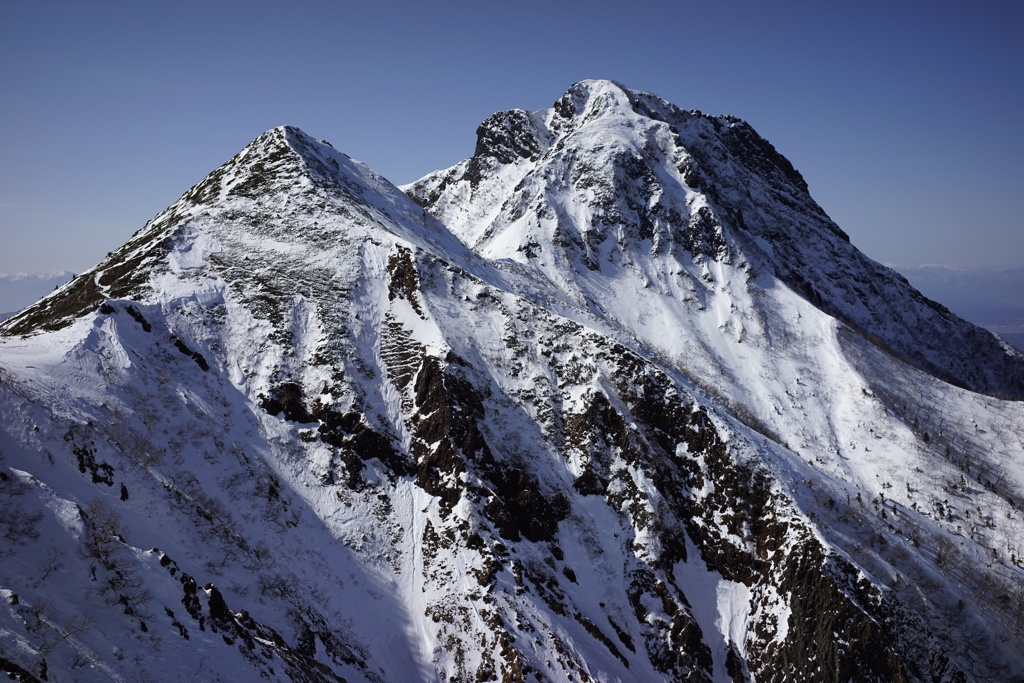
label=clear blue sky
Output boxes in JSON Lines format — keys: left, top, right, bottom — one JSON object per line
{"left": 2, "top": 0, "right": 1022, "bottom": 274}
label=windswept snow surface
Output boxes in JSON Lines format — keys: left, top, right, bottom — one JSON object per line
{"left": 1, "top": 87, "right": 1023, "bottom": 682}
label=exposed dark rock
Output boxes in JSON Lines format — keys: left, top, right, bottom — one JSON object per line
{"left": 260, "top": 383, "right": 315, "bottom": 423}
{"left": 0, "top": 655, "right": 41, "bottom": 683}
{"left": 171, "top": 336, "right": 209, "bottom": 371}
{"left": 474, "top": 109, "right": 546, "bottom": 165}
{"left": 483, "top": 467, "right": 568, "bottom": 543}
{"left": 717, "top": 118, "right": 810, "bottom": 195}
{"left": 410, "top": 355, "right": 482, "bottom": 508}
{"left": 682, "top": 205, "right": 727, "bottom": 260}
{"left": 63, "top": 427, "right": 115, "bottom": 487}
{"left": 387, "top": 245, "right": 425, "bottom": 317}
{"left": 627, "top": 567, "right": 714, "bottom": 679}
{"left": 314, "top": 406, "right": 411, "bottom": 487}
{"left": 125, "top": 305, "right": 152, "bottom": 332}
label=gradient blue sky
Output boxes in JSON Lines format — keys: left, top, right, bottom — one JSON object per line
{"left": 2, "top": 0, "right": 1022, "bottom": 274}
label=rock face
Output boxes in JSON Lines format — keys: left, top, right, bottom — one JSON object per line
{"left": 1, "top": 83, "right": 1023, "bottom": 682}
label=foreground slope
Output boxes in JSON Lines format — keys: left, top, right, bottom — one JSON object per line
{"left": 0, "top": 94, "right": 1021, "bottom": 683}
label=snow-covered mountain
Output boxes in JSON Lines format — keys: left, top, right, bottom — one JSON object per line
{"left": 2, "top": 81, "right": 1023, "bottom": 682}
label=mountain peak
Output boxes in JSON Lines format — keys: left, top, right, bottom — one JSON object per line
{"left": 407, "top": 81, "right": 1024, "bottom": 399}
{"left": 471, "top": 80, "right": 656, "bottom": 165}
{"left": 248, "top": 124, "right": 334, "bottom": 157}
{"left": 3, "top": 83, "right": 1024, "bottom": 682}
{"left": 552, "top": 79, "right": 633, "bottom": 118}
{"left": 0, "top": 124, "right": 469, "bottom": 337}
{"left": 184, "top": 125, "right": 350, "bottom": 202}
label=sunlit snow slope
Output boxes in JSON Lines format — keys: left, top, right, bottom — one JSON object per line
{"left": 1, "top": 83, "right": 1023, "bottom": 682}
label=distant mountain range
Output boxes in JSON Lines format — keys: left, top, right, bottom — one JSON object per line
{"left": 896, "top": 265, "right": 1024, "bottom": 351}
{"left": 1, "top": 81, "right": 1022, "bottom": 681}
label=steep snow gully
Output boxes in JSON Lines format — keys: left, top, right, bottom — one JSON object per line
{"left": 2, "top": 81, "right": 1023, "bottom": 682}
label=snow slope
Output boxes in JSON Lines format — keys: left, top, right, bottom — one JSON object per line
{"left": 1, "top": 85, "right": 1023, "bottom": 682}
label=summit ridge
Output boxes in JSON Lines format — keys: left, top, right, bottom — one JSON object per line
{"left": 407, "top": 80, "right": 1024, "bottom": 399}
